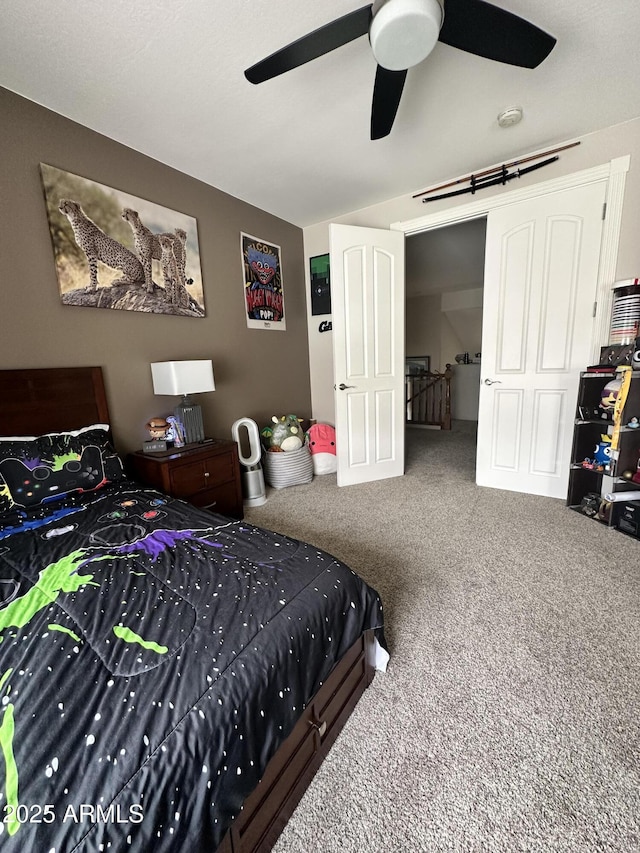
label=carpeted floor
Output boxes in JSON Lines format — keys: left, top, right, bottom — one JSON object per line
{"left": 245, "top": 422, "right": 640, "bottom": 853}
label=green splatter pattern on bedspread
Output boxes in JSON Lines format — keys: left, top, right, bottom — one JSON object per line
{"left": 0, "top": 482, "right": 384, "bottom": 851}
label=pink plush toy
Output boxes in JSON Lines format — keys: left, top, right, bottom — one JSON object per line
{"left": 307, "top": 423, "right": 337, "bottom": 475}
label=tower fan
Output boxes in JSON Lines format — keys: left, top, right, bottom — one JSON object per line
{"left": 231, "top": 418, "right": 267, "bottom": 507}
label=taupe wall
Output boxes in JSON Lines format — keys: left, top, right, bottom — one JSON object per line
{"left": 0, "top": 87, "right": 311, "bottom": 454}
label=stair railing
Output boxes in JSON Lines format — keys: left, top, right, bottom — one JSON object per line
{"left": 405, "top": 365, "right": 452, "bottom": 430}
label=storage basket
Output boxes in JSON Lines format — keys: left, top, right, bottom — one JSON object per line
{"left": 263, "top": 445, "right": 313, "bottom": 489}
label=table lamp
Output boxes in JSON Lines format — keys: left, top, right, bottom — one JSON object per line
{"left": 150, "top": 360, "right": 215, "bottom": 444}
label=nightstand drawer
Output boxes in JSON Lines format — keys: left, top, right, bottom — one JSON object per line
{"left": 170, "top": 455, "right": 235, "bottom": 497}
{"left": 190, "top": 480, "right": 242, "bottom": 515}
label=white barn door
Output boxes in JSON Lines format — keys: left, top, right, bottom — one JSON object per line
{"left": 477, "top": 180, "right": 607, "bottom": 498}
{"left": 330, "top": 224, "right": 405, "bottom": 487}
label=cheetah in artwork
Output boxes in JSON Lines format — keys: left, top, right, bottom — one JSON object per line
{"left": 122, "top": 208, "right": 188, "bottom": 296}
{"left": 159, "top": 235, "right": 189, "bottom": 309}
{"left": 59, "top": 199, "right": 145, "bottom": 291}
{"left": 173, "top": 228, "right": 193, "bottom": 286}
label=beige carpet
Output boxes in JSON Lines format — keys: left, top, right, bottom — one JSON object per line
{"left": 245, "top": 423, "right": 640, "bottom": 853}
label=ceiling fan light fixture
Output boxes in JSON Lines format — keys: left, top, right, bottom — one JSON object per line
{"left": 370, "top": 0, "right": 443, "bottom": 71}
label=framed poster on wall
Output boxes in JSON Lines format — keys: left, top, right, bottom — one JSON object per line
{"left": 406, "top": 356, "right": 431, "bottom": 374}
{"left": 240, "top": 233, "right": 286, "bottom": 331}
{"left": 40, "top": 163, "right": 205, "bottom": 317}
{"left": 309, "top": 254, "right": 331, "bottom": 316}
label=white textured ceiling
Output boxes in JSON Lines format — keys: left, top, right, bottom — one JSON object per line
{"left": 1, "top": 1, "right": 639, "bottom": 227}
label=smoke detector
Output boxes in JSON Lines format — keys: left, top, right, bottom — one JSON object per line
{"left": 497, "top": 106, "right": 523, "bottom": 128}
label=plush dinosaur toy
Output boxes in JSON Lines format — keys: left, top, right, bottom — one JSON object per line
{"left": 262, "top": 414, "right": 304, "bottom": 452}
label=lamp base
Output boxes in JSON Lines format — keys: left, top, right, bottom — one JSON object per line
{"left": 175, "top": 396, "right": 205, "bottom": 444}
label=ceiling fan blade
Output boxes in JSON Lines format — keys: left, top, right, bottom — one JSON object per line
{"left": 438, "top": 0, "right": 556, "bottom": 68}
{"left": 371, "top": 65, "right": 408, "bottom": 140}
{"left": 245, "top": 5, "right": 372, "bottom": 84}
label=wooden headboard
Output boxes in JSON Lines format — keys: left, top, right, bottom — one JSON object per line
{"left": 0, "top": 367, "right": 110, "bottom": 436}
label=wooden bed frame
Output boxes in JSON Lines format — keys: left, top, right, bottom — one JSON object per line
{"left": 0, "top": 366, "right": 377, "bottom": 853}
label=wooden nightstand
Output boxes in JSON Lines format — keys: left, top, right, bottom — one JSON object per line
{"left": 127, "top": 439, "right": 243, "bottom": 519}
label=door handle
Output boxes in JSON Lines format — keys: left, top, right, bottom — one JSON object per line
{"left": 484, "top": 378, "right": 503, "bottom": 385}
{"left": 336, "top": 383, "right": 356, "bottom": 390}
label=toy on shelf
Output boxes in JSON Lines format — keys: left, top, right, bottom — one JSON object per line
{"left": 581, "top": 458, "right": 605, "bottom": 472}
{"left": 599, "top": 377, "right": 622, "bottom": 416}
{"left": 593, "top": 434, "right": 613, "bottom": 472}
{"left": 579, "top": 492, "right": 601, "bottom": 517}
{"left": 261, "top": 415, "right": 304, "bottom": 452}
{"left": 307, "top": 423, "right": 337, "bottom": 475}
{"left": 610, "top": 366, "right": 632, "bottom": 452}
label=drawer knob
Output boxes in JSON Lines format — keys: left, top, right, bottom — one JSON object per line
{"left": 204, "top": 471, "right": 210, "bottom": 478}
{"left": 309, "top": 719, "right": 327, "bottom": 738}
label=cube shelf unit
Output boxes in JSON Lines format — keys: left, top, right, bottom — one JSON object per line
{"left": 567, "top": 370, "right": 640, "bottom": 529}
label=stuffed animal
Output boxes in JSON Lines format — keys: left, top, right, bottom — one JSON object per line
{"left": 263, "top": 415, "right": 304, "bottom": 452}
{"left": 307, "top": 423, "right": 337, "bottom": 475}
{"left": 593, "top": 434, "right": 612, "bottom": 470}
{"left": 599, "top": 378, "right": 622, "bottom": 415}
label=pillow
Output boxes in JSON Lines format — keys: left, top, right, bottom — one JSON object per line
{"left": 0, "top": 425, "right": 124, "bottom": 516}
{"left": 0, "top": 423, "right": 111, "bottom": 442}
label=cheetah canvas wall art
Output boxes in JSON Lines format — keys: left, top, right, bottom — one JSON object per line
{"left": 40, "top": 163, "right": 206, "bottom": 317}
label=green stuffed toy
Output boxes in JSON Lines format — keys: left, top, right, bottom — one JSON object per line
{"left": 262, "top": 415, "right": 304, "bottom": 452}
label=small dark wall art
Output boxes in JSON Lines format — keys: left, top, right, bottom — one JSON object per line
{"left": 309, "top": 254, "right": 332, "bottom": 316}
{"left": 40, "top": 163, "right": 205, "bottom": 317}
{"left": 241, "top": 233, "right": 286, "bottom": 331}
{"left": 406, "top": 356, "right": 431, "bottom": 374}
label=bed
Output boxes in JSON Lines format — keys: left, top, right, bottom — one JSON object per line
{"left": 0, "top": 367, "right": 386, "bottom": 852}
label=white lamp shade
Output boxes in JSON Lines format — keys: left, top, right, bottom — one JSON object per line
{"left": 151, "top": 360, "right": 215, "bottom": 396}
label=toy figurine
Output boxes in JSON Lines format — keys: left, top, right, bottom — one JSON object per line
{"left": 599, "top": 378, "right": 622, "bottom": 416}
{"left": 593, "top": 434, "right": 612, "bottom": 470}
{"left": 579, "top": 493, "right": 601, "bottom": 517}
{"left": 166, "top": 416, "right": 186, "bottom": 447}
{"left": 145, "top": 417, "right": 171, "bottom": 441}
{"left": 627, "top": 417, "right": 639, "bottom": 428}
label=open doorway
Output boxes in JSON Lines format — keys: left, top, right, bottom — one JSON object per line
{"left": 405, "top": 217, "right": 487, "bottom": 438}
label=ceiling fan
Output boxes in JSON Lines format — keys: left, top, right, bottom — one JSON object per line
{"left": 245, "top": 0, "right": 556, "bottom": 140}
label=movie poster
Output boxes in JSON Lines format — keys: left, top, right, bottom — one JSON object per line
{"left": 240, "top": 233, "right": 286, "bottom": 331}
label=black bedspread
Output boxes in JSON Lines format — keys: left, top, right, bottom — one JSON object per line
{"left": 0, "top": 482, "right": 384, "bottom": 851}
